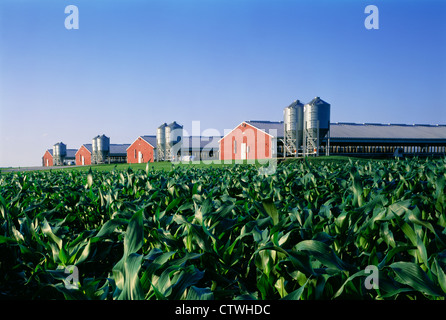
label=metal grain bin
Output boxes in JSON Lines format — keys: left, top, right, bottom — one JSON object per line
{"left": 157, "top": 123, "right": 167, "bottom": 149}
{"left": 53, "top": 142, "right": 66, "bottom": 166}
{"left": 284, "top": 100, "right": 304, "bottom": 155}
{"left": 304, "top": 97, "right": 331, "bottom": 139}
{"left": 53, "top": 143, "right": 59, "bottom": 157}
{"left": 97, "top": 134, "right": 110, "bottom": 152}
{"left": 92, "top": 136, "right": 98, "bottom": 155}
{"left": 166, "top": 121, "right": 183, "bottom": 147}
{"left": 58, "top": 142, "right": 67, "bottom": 156}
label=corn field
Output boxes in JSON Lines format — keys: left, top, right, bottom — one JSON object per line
{"left": 1, "top": 157, "right": 445, "bottom": 300}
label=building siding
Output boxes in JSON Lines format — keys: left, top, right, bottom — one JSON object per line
{"left": 127, "top": 137, "right": 155, "bottom": 164}
{"left": 219, "top": 122, "right": 272, "bottom": 161}
{"left": 42, "top": 150, "right": 53, "bottom": 167}
{"left": 75, "top": 145, "right": 92, "bottom": 166}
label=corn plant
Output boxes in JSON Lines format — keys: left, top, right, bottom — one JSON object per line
{"left": 0, "top": 157, "right": 445, "bottom": 300}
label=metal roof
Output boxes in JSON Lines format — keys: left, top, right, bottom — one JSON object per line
{"left": 306, "top": 96, "right": 330, "bottom": 107}
{"left": 110, "top": 144, "right": 131, "bottom": 156}
{"left": 182, "top": 136, "right": 222, "bottom": 150}
{"left": 286, "top": 100, "right": 304, "bottom": 109}
{"left": 47, "top": 149, "right": 77, "bottom": 159}
{"left": 167, "top": 121, "right": 183, "bottom": 129}
{"left": 66, "top": 149, "right": 77, "bottom": 159}
{"left": 328, "top": 123, "right": 446, "bottom": 142}
{"left": 140, "top": 135, "right": 157, "bottom": 147}
{"left": 245, "top": 120, "right": 285, "bottom": 138}
{"left": 83, "top": 144, "right": 93, "bottom": 153}
{"left": 238, "top": 121, "right": 446, "bottom": 142}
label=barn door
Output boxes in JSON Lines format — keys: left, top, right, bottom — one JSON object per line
{"left": 138, "top": 151, "right": 143, "bottom": 163}
{"left": 241, "top": 143, "right": 247, "bottom": 160}
{"left": 82, "top": 156, "right": 85, "bottom": 165}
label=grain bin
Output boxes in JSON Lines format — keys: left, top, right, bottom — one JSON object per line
{"left": 166, "top": 121, "right": 183, "bottom": 147}
{"left": 165, "top": 121, "right": 183, "bottom": 161}
{"left": 156, "top": 123, "right": 167, "bottom": 161}
{"left": 92, "top": 134, "right": 110, "bottom": 164}
{"left": 92, "top": 136, "right": 98, "bottom": 156}
{"left": 283, "top": 99, "right": 304, "bottom": 157}
{"left": 97, "top": 134, "right": 110, "bottom": 153}
{"left": 303, "top": 97, "right": 331, "bottom": 156}
{"left": 96, "top": 134, "right": 110, "bottom": 164}
{"left": 53, "top": 142, "right": 66, "bottom": 166}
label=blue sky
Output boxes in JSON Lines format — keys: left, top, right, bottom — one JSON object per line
{"left": 0, "top": 0, "right": 445, "bottom": 167}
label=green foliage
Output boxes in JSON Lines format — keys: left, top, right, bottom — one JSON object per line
{"left": 0, "top": 157, "right": 446, "bottom": 300}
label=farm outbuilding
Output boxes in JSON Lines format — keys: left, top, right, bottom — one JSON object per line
{"left": 219, "top": 120, "right": 446, "bottom": 160}
{"left": 127, "top": 135, "right": 157, "bottom": 164}
{"left": 219, "top": 121, "right": 284, "bottom": 161}
{"left": 109, "top": 144, "right": 131, "bottom": 163}
{"left": 324, "top": 123, "right": 446, "bottom": 157}
{"left": 75, "top": 143, "right": 130, "bottom": 165}
{"left": 42, "top": 150, "right": 53, "bottom": 167}
{"left": 180, "top": 136, "right": 221, "bottom": 161}
{"left": 42, "top": 148, "right": 77, "bottom": 167}
{"left": 75, "top": 144, "right": 93, "bottom": 166}
{"left": 41, "top": 97, "right": 446, "bottom": 165}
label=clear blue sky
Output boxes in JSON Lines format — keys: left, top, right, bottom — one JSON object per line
{"left": 0, "top": 0, "right": 445, "bottom": 167}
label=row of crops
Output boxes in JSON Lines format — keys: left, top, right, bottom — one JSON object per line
{"left": 1, "top": 157, "right": 445, "bottom": 300}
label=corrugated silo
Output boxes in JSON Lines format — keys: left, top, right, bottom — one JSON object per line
{"left": 92, "top": 136, "right": 98, "bottom": 154}
{"left": 53, "top": 143, "right": 59, "bottom": 158}
{"left": 96, "top": 134, "right": 110, "bottom": 164}
{"left": 303, "top": 97, "right": 331, "bottom": 156}
{"left": 53, "top": 142, "right": 67, "bottom": 166}
{"left": 156, "top": 123, "right": 167, "bottom": 161}
{"left": 283, "top": 100, "right": 304, "bottom": 157}
{"left": 165, "top": 121, "right": 183, "bottom": 161}
{"left": 91, "top": 134, "right": 110, "bottom": 164}
{"left": 91, "top": 136, "right": 98, "bottom": 164}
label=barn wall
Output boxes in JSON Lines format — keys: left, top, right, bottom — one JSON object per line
{"left": 75, "top": 146, "right": 92, "bottom": 165}
{"left": 220, "top": 123, "right": 272, "bottom": 161}
{"left": 127, "top": 137, "right": 154, "bottom": 164}
{"left": 42, "top": 151, "right": 53, "bottom": 167}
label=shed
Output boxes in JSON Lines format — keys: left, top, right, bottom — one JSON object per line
{"left": 324, "top": 123, "right": 446, "bottom": 156}
{"left": 42, "top": 150, "right": 53, "bottom": 167}
{"left": 75, "top": 144, "right": 92, "bottom": 166}
{"left": 219, "top": 121, "right": 283, "bottom": 161}
{"left": 127, "top": 136, "right": 157, "bottom": 164}
{"left": 42, "top": 148, "right": 77, "bottom": 167}
{"left": 180, "top": 136, "right": 221, "bottom": 161}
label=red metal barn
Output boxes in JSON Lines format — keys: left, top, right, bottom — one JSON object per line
{"left": 127, "top": 136, "right": 157, "bottom": 164}
{"left": 75, "top": 144, "right": 92, "bottom": 166}
{"left": 42, "top": 150, "right": 53, "bottom": 167}
{"left": 219, "top": 121, "right": 284, "bottom": 161}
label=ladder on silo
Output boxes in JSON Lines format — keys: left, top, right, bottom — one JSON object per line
{"left": 303, "top": 120, "right": 320, "bottom": 157}
{"left": 157, "top": 144, "right": 165, "bottom": 161}
{"left": 284, "top": 130, "right": 298, "bottom": 157}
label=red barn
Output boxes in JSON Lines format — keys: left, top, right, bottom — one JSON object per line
{"left": 42, "top": 148, "right": 76, "bottom": 166}
{"left": 76, "top": 144, "right": 92, "bottom": 166}
{"left": 219, "top": 121, "right": 284, "bottom": 161}
{"left": 42, "top": 150, "right": 53, "bottom": 167}
{"left": 127, "top": 135, "right": 157, "bottom": 164}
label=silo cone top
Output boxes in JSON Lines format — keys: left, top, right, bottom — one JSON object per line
{"left": 287, "top": 100, "right": 304, "bottom": 108}
{"left": 309, "top": 96, "right": 330, "bottom": 106}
